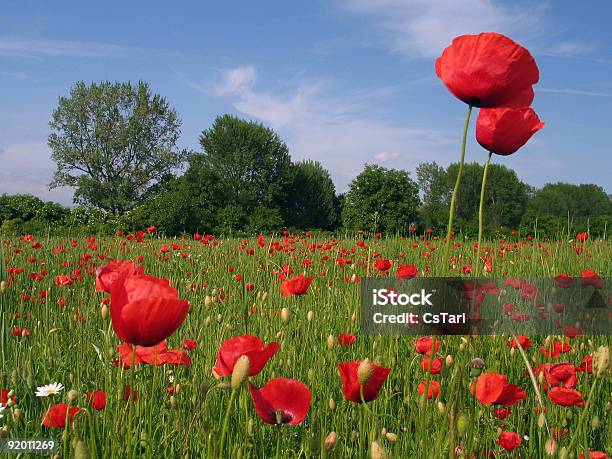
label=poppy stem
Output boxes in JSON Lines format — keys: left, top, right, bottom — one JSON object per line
{"left": 567, "top": 376, "right": 599, "bottom": 453}
{"left": 477, "top": 151, "right": 493, "bottom": 267}
{"left": 219, "top": 388, "right": 238, "bottom": 455}
{"left": 444, "top": 104, "right": 473, "bottom": 268}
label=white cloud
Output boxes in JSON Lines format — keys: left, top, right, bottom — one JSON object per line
{"left": 374, "top": 151, "right": 400, "bottom": 162}
{"left": 337, "top": 0, "right": 543, "bottom": 57}
{"left": 0, "top": 38, "right": 138, "bottom": 59}
{"left": 195, "top": 66, "right": 455, "bottom": 191}
{"left": 0, "top": 142, "right": 73, "bottom": 205}
{"left": 539, "top": 88, "right": 612, "bottom": 98}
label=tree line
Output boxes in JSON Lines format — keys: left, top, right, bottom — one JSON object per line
{"left": 1, "top": 81, "right": 610, "bottom": 237}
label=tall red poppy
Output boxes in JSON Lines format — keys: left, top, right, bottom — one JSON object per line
{"left": 474, "top": 373, "right": 526, "bottom": 406}
{"left": 248, "top": 378, "right": 311, "bottom": 426}
{"left": 544, "top": 363, "right": 577, "bottom": 388}
{"left": 86, "top": 390, "right": 107, "bottom": 410}
{"left": 507, "top": 335, "right": 532, "bottom": 350}
{"left": 96, "top": 260, "right": 144, "bottom": 293}
{"left": 396, "top": 263, "right": 418, "bottom": 279}
{"left": 498, "top": 431, "right": 522, "bottom": 451}
{"left": 417, "top": 380, "right": 441, "bottom": 399}
{"left": 476, "top": 107, "right": 544, "bottom": 155}
{"left": 436, "top": 32, "right": 539, "bottom": 108}
{"left": 373, "top": 258, "right": 392, "bottom": 272}
{"left": 338, "top": 360, "right": 391, "bottom": 403}
{"left": 109, "top": 274, "right": 189, "bottom": 347}
{"left": 548, "top": 387, "right": 585, "bottom": 407}
{"left": 117, "top": 341, "right": 191, "bottom": 368}
{"left": 213, "top": 334, "right": 279, "bottom": 377}
{"left": 42, "top": 404, "right": 81, "bottom": 428}
{"left": 281, "top": 275, "right": 313, "bottom": 297}
{"left": 415, "top": 336, "right": 440, "bottom": 355}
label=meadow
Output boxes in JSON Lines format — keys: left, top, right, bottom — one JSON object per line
{"left": 0, "top": 230, "right": 610, "bottom": 458}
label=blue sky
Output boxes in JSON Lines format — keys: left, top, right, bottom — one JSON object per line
{"left": 1, "top": 1, "right": 611, "bottom": 206}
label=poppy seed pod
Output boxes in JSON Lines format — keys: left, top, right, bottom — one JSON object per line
{"left": 357, "top": 359, "right": 373, "bottom": 385}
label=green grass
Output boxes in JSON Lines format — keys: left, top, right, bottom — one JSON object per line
{"left": 0, "top": 233, "right": 610, "bottom": 458}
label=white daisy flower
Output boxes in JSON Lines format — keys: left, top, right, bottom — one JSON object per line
{"left": 0, "top": 405, "right": 5, "bottom": 419}
{"left": 35, "top": 382, "right": 64, "bottom": 397}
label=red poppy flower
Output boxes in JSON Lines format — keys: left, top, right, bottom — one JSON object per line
{"left": 420, "top": 357, "right": 443, "bottom": 374}
{"left": 474, "top": 373, "right": 526, "bottom": 406}
{"left": 554, "top": 274, "right": 574, "bottom": 289}
{"left": 396, "top": 263, "right": 418, "bottom": 279}
{"left": 373, "top": 258, "right": 392, "bottom": 272}
{"left": 281, "top": 275, "right": 313, "bottom": 297}
{"left": 417, "top": 380, "right": 441, "bottom": 399}
{"left": 96, "top": 260, "right": 144, "bottom": 293}
{"left": 213, "top": 334, "right": 279, "bottom": 377}
{"left": 544, "top": 363, "right": 577, "bottom": 388}
{"left": 181, "top": 339, "right": 197, "bottom": 351}
{"left": 42, "top": 404, "right": 81, "bottom": 428}
{"left": 248, "top": 378, "right": 311, "bottom": 426}
{"left": 0, "top": 389, "right": 16, "bottom": 405}
{"left": 338, "top": 360, "right": 391, "bottom": 403}
{"left": 476, "top": 107, "right": 544, "bottom": 155}
{"left": 581, "top": 269, "right": 603, "bottom": 289}
{"left": 338, "top": 334, "right": 357, "bottom": 346}
{"left": 109, "top": 274, "right": 189, "bottom": 347}
{"left": 507, "top": 335, "right": 531, "bottom": 350}
{"left": 548, "top": 387, "right": 585, "bottom": 407}
{"left": 575, "top": 355, "right": 593, "bottom": 374}
{"left": 576, "top": 232, "right": 589, "bottom": 243}
{"left": 498, "top": 431, "right": 522, "bottom": 451}
{"left": 415, "top": 336, "right": 440, "bottom": 355}
{"left": 493, "top": 407, "right": 512, "bottom": 419}
{"left": 541, "top": 341, "right": 572, "bottom": 359}
{"left": 86, "top": 390, "right": 106, "bottom": 410}
{"left": 578, "top": 452, "right": 609, "bottom": 459}
{"left": 117, "top": 341, "right": 191, "bottom": 368}
{"left": 54, "top": 275, "right": 73, "bottom": 287}
{"left": 435, "top": 32, "right": 539, "bottom": 108}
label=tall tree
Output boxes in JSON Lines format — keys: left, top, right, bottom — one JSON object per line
{"left": 285, "top": 160, "right": 338, "bottom": 229}
{"left": 196, "top": 115, "right": 294, "bottom": 232}
{"left": 342, "top": 164, "right": 420, "bottom": 233}
{"left": 48, "top": 81, "right": 185, "bottom": 213}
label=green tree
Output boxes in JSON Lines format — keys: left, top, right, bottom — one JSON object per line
{"left": 48, "top": 81, "right": 186, "bottom": 213}
{"left": 195, "top": 115, "right": 294, "bottom": 232}
{"left": 342, "top": 164, "right": 420, "bottom": 233}
{"left": 285, "top": 160, "right": 338, "bottom": 229}
{"left": 416, "top": 162, "right": 451, "bottom": 231}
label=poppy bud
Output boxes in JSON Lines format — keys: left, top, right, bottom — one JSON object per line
{"left": 324, "top": 431, "right": 337, "bottom": 451}
{"left": 12, "top": 408, "right": 22, "bottom": 422}
{"left": 67, "top": 389, "right": 79, "bottom": 403}
{"left": 558, "top": 447, "right": 568, "bottom": 459}
{"left": 204, "top": 296, "right": 212, "bottom": 307}
{"left": 0, "top": 281, "right": 6, "bottom": 293}
{"left": 385, "top": 432, "right": 397, "bottom": 442}
{"left": 247, "top": 418, "right": 254, "bottom": 436}
{"left": 262, "top": 291, "right": 268, "bottom": 301}
{"left": 544, "top": 438, "right": 557, "bottom": 456}
{"left": 100, "top": 304, "right": 108, "bottom": 320}
{"left": 470, "top": 357, "right": 485, "bottom": 369}
{"left": 351, "top": 313, "right": 357, "bottom": 322}
{"left": 591, "top": 415, "right": 600, "bottom": 430}
{"left": 0, "top": 426, "right": 8, "bottom": 438}
{"left": 306, "top": 310, "right": 314, "bottom": 322}
{"left": 204, "top": 316, "right": 211, "bottom": 327}
{"left": 437, "top": 401, "right": 445, "bottom": 414}
{"left": 537, "top": 413, "right": 546, "bottom": 429}
{"left": 594, "top": 345, "right": 610, "bottom": 377}
{"left": 445, "top": 355, "right": 453, "bottom": 367}
{"left": 280, "top": 308, "right": 291, "bottom": 324}
{"left": 370, "top": 441, "right": 388, "bottom": 459}
{"left": 231, "top": 355, "right": 250, "bottom": 389}
{"left": 357, "top": 359, "right": 373, "bottom": 385}
{"left": 327, "top": 335, "right": 335, "bottom": 351}
{"left": 457, "top": 414, "right": 469, "bottom": 436}
{"left": 380, "top": 427, "right": 387, "bottom": 436}
{"left": 73, "top": 440, "right": 89, "bottom": 459}
{"left": 459, "top": 343, "right": 466, "bottom": 352}
{"left": 328, "top": 398, "right": 335, "bottom": 410}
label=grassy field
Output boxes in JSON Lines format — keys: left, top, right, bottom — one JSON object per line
{"left": 0, "top": 231, "right": 610, "bottom": 458}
